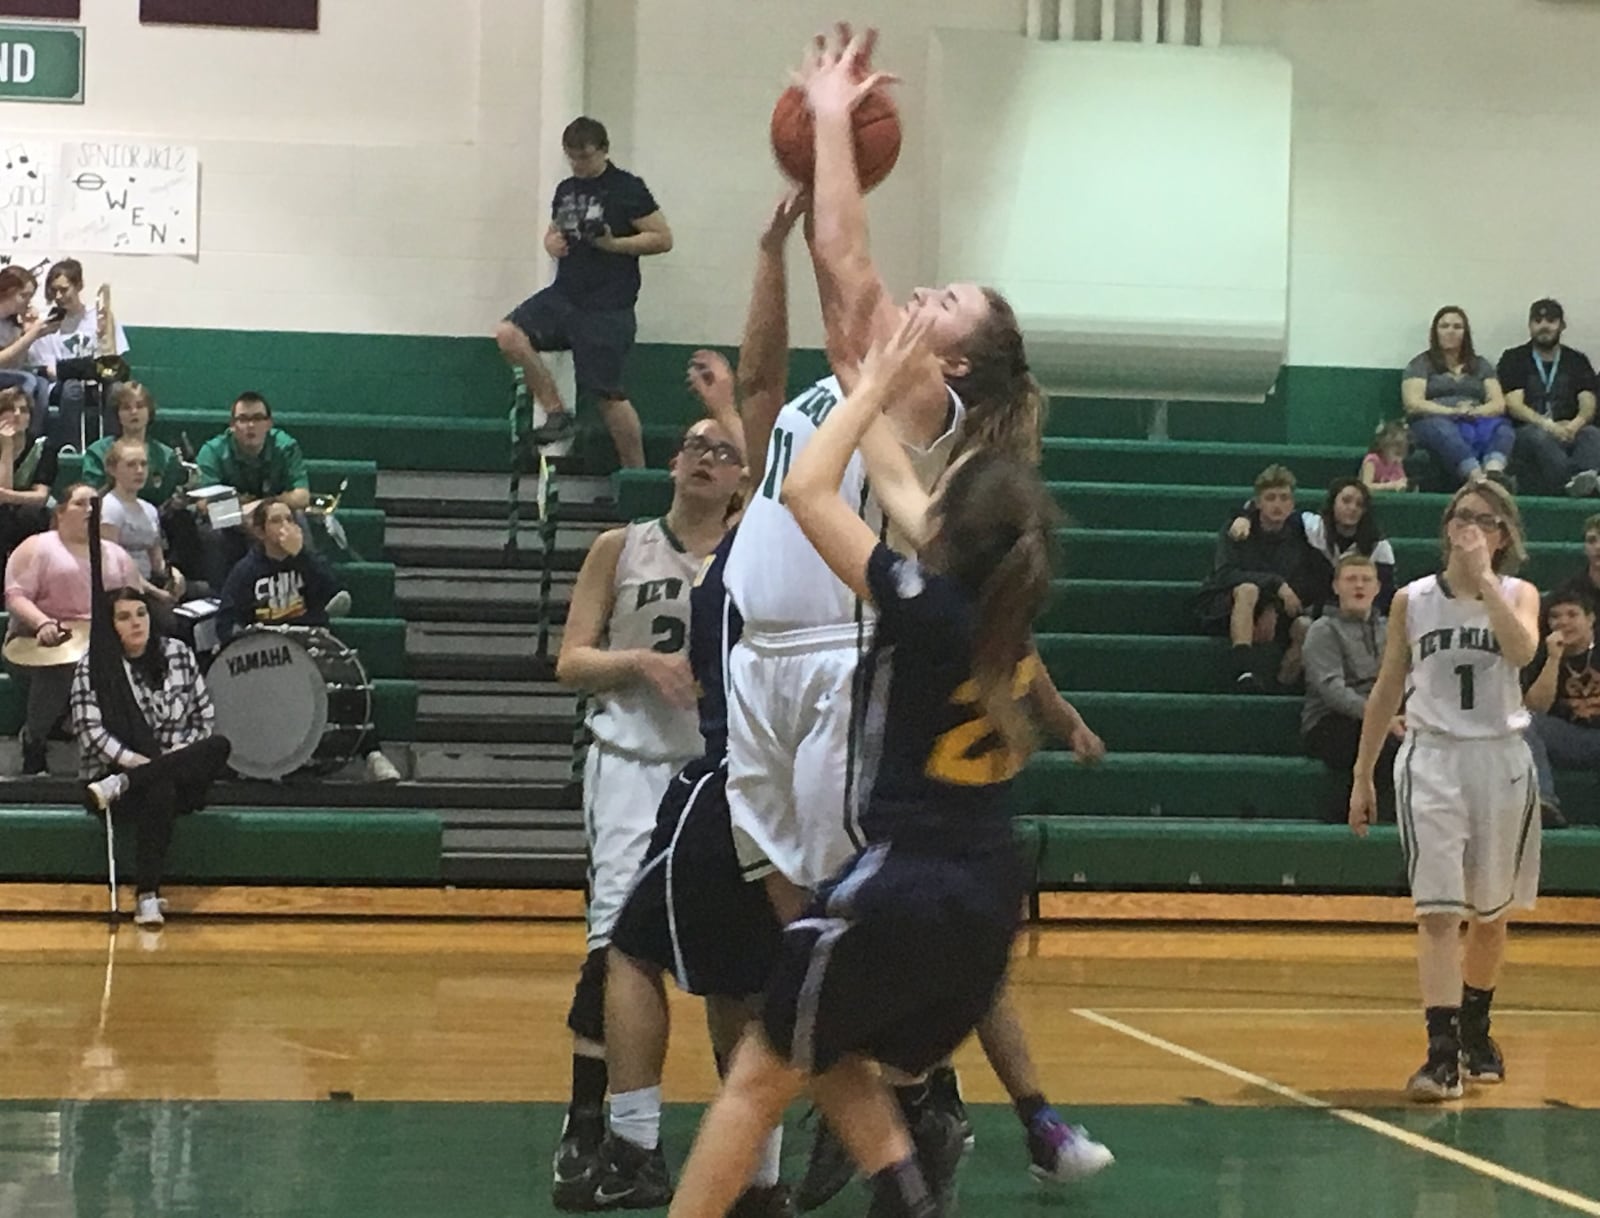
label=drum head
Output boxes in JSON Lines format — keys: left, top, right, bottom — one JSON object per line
{"left": 208, "top": 630, "right": 330, "bottom": 779}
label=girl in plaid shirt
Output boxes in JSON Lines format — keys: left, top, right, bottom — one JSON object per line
{"left": 71, "top": 586, "right": 231, "bottom": 928}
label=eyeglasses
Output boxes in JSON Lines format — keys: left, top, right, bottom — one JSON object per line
{"left": 680, "top": 434, "right": 741, "bottom": 466}
{"left": 233, "top": 413, "right": 270, "bottom": 425}
{"left": 1451, "top": 508, "right": 1504, "bottom": 530}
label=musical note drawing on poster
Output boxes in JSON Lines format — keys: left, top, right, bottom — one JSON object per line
{"left": 55, "top": 141, "right": 199, "bottom": 255}
{"left": 0, "top": 139, "right": 58, "bottom": 249}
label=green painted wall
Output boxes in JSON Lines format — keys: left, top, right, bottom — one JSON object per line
{"left": 122, "top": 327, "right": 1401, "bottom": 454}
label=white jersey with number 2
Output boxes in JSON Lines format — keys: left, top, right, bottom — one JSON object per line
{"left": 1403, "top": 573, "right": 1529, "bottom": 739}
{"left": 724, "top": 376, "right": 964, "bottom": 635}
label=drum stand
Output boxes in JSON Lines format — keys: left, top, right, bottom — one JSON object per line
{"left": 101, "top": 809, "right": 119, "bottom": 924}
{"left": 506, "top": 395, "right": 563, "bottom": 662}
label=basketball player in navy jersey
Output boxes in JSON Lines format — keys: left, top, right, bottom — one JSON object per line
{"left": 1351, "top": 480, "right": 1541, "bottom": 1100}
{"left": 668, "top": 316, "right": 1058, "bottom": 1218}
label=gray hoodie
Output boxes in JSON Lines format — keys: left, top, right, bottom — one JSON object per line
{"left": 1301, "top": 609, "right": 1386, "bottom": 735}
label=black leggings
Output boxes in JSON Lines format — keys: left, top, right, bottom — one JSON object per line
{"left": 110, "top": 735, "right": 232, "bottom": 893}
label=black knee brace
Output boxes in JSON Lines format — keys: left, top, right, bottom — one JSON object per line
{"left": 566, "top": 946, "right": 609, "bottom": 1042}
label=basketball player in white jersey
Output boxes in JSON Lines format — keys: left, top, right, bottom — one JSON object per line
{"left": 1351, "top": 480, "right": 1541, "bottom": 1101}
{"left": 551, "top": 415, "right": 744, "bottom": 1208}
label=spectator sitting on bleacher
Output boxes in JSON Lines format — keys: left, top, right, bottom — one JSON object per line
{"left": 1556, "top": 513, "right": 1600, "bottom": 606}
{"left": 195, "top": 392, "right": 311, "bottom": 590}
{"left": 1519, "top": 586, "right": 1598, "bottom": 831}
{"left": 28, "top": 260, "right": 130, "bottom": 449}
{"left": 215, "top": 501, "right": 391, "bottom": 782}
{"left": 1196, "top": 464, "right": 1323, "bottom": 692}
{"left": 80, "top": 383, "right": 187, "bottom": 503}
{"left": 0, "top": 265, "right": 58, "bottom": 431}
{"left": 1359, "top": 420, "right": 1410, "bottom": 493}
{"left": 1402, "top": 306, "right": 1512, "bottom": 488}
{"left": 1498, "top": 298, "right": 1600, "bottom": 498}
{"left": 0, "top": 387, "right": 58, "bottom": 573}
{"left": 1302, "top": 554, "right": 1400, "bottom": 824}
{"left": 1228, "top": 476, "right": 1397, "bottom": 611}
{"left": 216, "top": 501, "right": 348, "bottom": 642}
{"left": 99, "top": 438, "right": 185, "bottom": 604}
{"left": 72, "top": 585, "right": 232, "bottom": 929}
{"left": 3, "top": 484, "right": 140, "bottom": 775}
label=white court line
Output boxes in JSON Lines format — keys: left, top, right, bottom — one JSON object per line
{"left": 1073, "top": 1007, "right": 1600, "bottom": 1216}
{"left": 1086, "top": 1006, "right": 1596, "bottom": 1018}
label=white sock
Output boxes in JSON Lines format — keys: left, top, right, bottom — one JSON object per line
{"left": 751, "top": 1126, "right": 783, "bottom": 1187}
{"left": 608, "top": 1085, "right": 662, "bottom": 1150}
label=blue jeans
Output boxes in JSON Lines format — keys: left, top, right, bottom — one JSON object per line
{"left": 1408, "top": 414, "right": 1514, "bottom": 481}
{"left": 1525, "top": 712, "right": 1600, "bottom": 808}
{"left": 1511, "top": 422, "right": 1600, "bottom": 495}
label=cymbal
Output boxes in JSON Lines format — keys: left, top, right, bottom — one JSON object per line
{"left": 2, "top": 620, "right": 92, "bottom": 667}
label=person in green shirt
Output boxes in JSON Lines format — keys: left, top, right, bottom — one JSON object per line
{"left": 80, "top": 382, "right": 187, "bottom": 505}
{"left": 194, "top": 392, "right": 312, "bottom": 589}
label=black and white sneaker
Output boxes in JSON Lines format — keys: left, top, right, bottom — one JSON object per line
{"left": 530, "top": 410, "right": 577, "bottom": 447}
{"left": 729, "top": 1182, "right": 796, "bottom": 1218}
{"left": 927, "top": 1065, "right": 974, "bottom": 1151}
{"left": 585, "top": 1133, "right": 672, "bottom": 1210}
{"left": 1461, "top": 1036, "right": 1505, "bottom": 1084}
{"left": 1406, "top": 1056, "right": 1464, "bottom": 1102}
{"left": 551, "top": 1108, "right": 605, "bottom": 1212}
{"left": 796, "top": 1113, "right": 855, "bottom": 1212}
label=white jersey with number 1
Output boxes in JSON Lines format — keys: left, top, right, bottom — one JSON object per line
{"left": 724, "top": 376, "right": 964, "bottom": 635}
{"left": 1403, "top": 573, "right": 1530, "bottom": 739}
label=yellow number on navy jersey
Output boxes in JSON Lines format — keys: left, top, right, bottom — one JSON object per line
{"left": 924, "top": 654, "right": 1040, "bottom": 786}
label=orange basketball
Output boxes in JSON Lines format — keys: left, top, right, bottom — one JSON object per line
{"left": 770, "top": 85, "right": 902, "bottom": 192}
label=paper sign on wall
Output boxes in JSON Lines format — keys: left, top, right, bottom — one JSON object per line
{"left": 0, "top": 136, "right": 197, "bottom": 255}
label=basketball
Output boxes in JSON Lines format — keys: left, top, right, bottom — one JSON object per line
{"left": 770, "top": 85, "right": 902, "bottom": 192}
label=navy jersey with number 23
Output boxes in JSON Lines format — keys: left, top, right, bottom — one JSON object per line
{"left": 858, "top": 543, "right": 1036, "bottom": 854}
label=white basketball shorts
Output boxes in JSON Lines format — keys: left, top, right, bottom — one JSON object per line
{"left": 725, "top": 628, "right": 868, "bottom": 890}
{"left": 582, "top": 742, "right": 690, "bottom": 951}
{"left": 1395, "top": 733, "right": 1541, "bottom": 921}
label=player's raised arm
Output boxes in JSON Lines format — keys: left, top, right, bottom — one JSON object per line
{"left": 795, "top": 26, "right": 903, "bottom": 377}
{"left": 783, "top": 314, "right": 937, "bottom": 601}
{"left": 736, "top": 190, "right": 808, "bottom": 485}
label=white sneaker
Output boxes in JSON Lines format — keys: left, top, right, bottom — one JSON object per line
{"left": 365, "top": 750, "right": 401, "bottom": 783}
{"left": 133, "top": 892, "right": 164, "bottom": 927}
{"left": 83, "top": 772, "right": 131, "bottom": 813}
{"left": 326, "top": 589, "right": 353, "bottom": 618}
{"left": 1027, "top": 1111, "right": 1115, "bottom": 1183}
{"left": 1566, "top": 469, "right": 1600, "bottom": 498}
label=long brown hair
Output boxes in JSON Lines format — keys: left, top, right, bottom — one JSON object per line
{"left": 1427, "top": 305, "right": 1477, "bottom": 373}
{"left": 948, "top": 289, "right": 1048, "bottom": 467}
{"left": 927, "top": 449, "right": 1058, "bottom": 758}
{"left": 1439, "top": 479, "right": 1526, "bottom": 575}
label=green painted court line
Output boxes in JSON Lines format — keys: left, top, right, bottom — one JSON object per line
{"left": 1075, "top": 1007, "right": 1600, "bottom": 1214}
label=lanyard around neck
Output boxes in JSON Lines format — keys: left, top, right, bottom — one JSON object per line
{"left": 1533, "top": 346, "right": 1562, "bottom": 397}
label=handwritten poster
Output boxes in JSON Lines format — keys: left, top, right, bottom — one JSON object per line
{"left": 0, "top": 136, "right": 197, "bottom": 255}
{"left": 0, "top": 138, "right": 56, "bottom": 247}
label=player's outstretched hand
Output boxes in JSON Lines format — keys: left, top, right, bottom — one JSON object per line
{"left": 637, "top": 651, "right": 696, "bottom": 710}
{"left": 1348, "top": 776, "right": 1378, "bottom": 838}
{"left": 794, "top": 25, "right": 899, "bottom": 119}
{"left": 855, "top": 311, "right": 936, "bottom": 409}
{"left": 687, "top": 350, "right": 735, "bottom": 416}
{"left": 759, "top": 188, "right": 809, "bottom": 253}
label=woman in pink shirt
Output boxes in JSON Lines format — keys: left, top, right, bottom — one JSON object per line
{"left": 4, "top": 483, "right": 139, "bottom": 774}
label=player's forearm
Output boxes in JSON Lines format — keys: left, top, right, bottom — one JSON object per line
{"left": 1354, "top": 670, "right": 1406, "bottom": 775}
{"left": 784, "top": 375, "right": 887, "bottom": 511}
{"left": 858, "top": 417, "right": 932, "bottom": 550}
{"left": 1477, "top": 577, "right": 1537, "bottom": 667}
{"left": 1028, "top": 662, "right": 1084, "bottom": 744}
{"left": 739, "top": 245, "right": 790, "bottom": 407}
{"left": 554, "top": 646, "right": 649, "bottom": 694}
{"left": 808, "top": 107, "right": 871, "bottom": 275}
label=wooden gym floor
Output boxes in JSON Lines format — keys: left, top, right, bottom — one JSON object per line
{"left": 0, "top": 918, "right": 1596, "bottom": 1216}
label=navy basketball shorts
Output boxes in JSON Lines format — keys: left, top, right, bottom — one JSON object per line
{"left": 610, "top": 756, "right": 783, "bottom": 998}
{"left": 505, "top": 286, "right": 637, "bottom": 402}
{"left": 761, "top": 841, "right": 1023, "bottom": 1077}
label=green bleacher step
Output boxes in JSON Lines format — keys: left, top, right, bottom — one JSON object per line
{"left": 0, "top": 807, "right": 440, "bottom": 883}
{"left": 1035, "top": 633, "right": 1232, "bottom": 693}
{"left": 1063, "top": 530, "right": 1579, "bottom": 588}
{"left": 1056, "top": 482, "right": 1598, "bottom": 540}
{"left": 1023, "top": 818, "right": 1600, "bottom": 895}
{"left": 1059, "top": 693, "right": 1303, "bottom": 756}
{"left": 1039, "top": 580, "right": 1194, "bottom": 635}
{"left": 0, "top": 675, "right": 416, "bottom": 741}
{"left": 55, "top": 456, "right": 378, "bottom": 509}
{"left": 1039, "top": 438, "right": 1357, "bottom": 488}
{"left": 1016, "top": 752, "right": 1337, "bottom": 820}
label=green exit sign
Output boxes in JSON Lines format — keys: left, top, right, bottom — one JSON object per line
{"left": 0, "top": 23, "right": 84, "bottom": 104}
